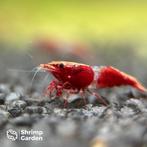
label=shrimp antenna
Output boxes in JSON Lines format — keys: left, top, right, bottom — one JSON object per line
{"left": 31, "top": 66, "right": 43, "bottom": 87}
{"left": 7, "top": 67, "right": 36, "bottom": 73}
{"left": 7, "top": 67, "right": 46, "bottom": 73}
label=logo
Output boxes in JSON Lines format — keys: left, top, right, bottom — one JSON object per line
{"left": 6, "top": 129, "right": 43, "bottom": 141}
{"left": 6, "top": 129, "right": 18, "bottom": 141}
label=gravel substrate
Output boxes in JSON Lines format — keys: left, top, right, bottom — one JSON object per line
{"left": 0, "top": 82, "right": 147, "bottom": 147}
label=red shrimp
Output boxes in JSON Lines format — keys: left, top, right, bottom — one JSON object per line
{"left": 39, "top": 61, "right": 146, "bottom": 106}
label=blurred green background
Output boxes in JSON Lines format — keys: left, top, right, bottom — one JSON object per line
{"left": 0, "top": 1, "right": 147, "bottom": 45}
{"left": 0, "top": 0, "right": 147, "bottom": 86}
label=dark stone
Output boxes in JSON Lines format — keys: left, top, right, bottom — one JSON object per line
{"left": 8, "top": 106, "right": 22, "bottom": 117}
{"left": 25, "top": 106, "right": 44, "bottom": 114}
{"left": 0, "top": 93, "right": 5, "bottom": 105}
{"left": 24, "top": 98, "right": 48, "bottom": 106}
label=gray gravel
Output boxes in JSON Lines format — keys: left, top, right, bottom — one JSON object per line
{"left": 0, "top": 82, "right": 147, "bottom": 147}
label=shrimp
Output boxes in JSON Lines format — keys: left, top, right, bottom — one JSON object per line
{"left": 39, "top": 61, "right": 146, "bottom": 106}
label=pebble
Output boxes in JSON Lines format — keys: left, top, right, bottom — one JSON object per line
{"left": 126, "top": 98, "right": 145, "bottom": 111}
{"left": 53, "top": 108, "right": 68, "bottom": 118}
{"left": 25, "top": 106, "right": 46, "bottom": 114}
{"left": 0, "top": 105, "right": 7, "bottom": 110}
{"left": 0, "top": 93, "right": 5, "bottom": 105}
{"left": 24, "top": 98, "right": 48, "bottom": 106}
{"left": 8, "top": 100, "right": 27, "bottom": 110}
{"left": 0, "top": 110, "right": 10, "bottom": 119}
{"left": 6, "top": 100, "right": 27, "bottom": 117}
{"left": 120, "top": 106, "right": 136, "bottom": 117}
{"left": 0, "top": 84, "right": 10, "bottom": 94}
{"left": 5, "top": 92, "right": 20, "bottom": 103}
{"left": 82, "top": 106, "right": 107, "bottom": 118}
{"left": 8, "top": 107, "right": 22, "bottom": 117}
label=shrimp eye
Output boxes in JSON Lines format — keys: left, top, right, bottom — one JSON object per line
{"left": 59, "top": 63, "right": 64, "bottom": 68}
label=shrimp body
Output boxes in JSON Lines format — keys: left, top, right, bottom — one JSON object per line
{"left": 39, "top": 61, "right": 146, "bottom": 106}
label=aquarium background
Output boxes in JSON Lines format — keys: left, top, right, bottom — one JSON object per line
{"left": 0, "top": 0, "right": 147, "bottom": 86}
